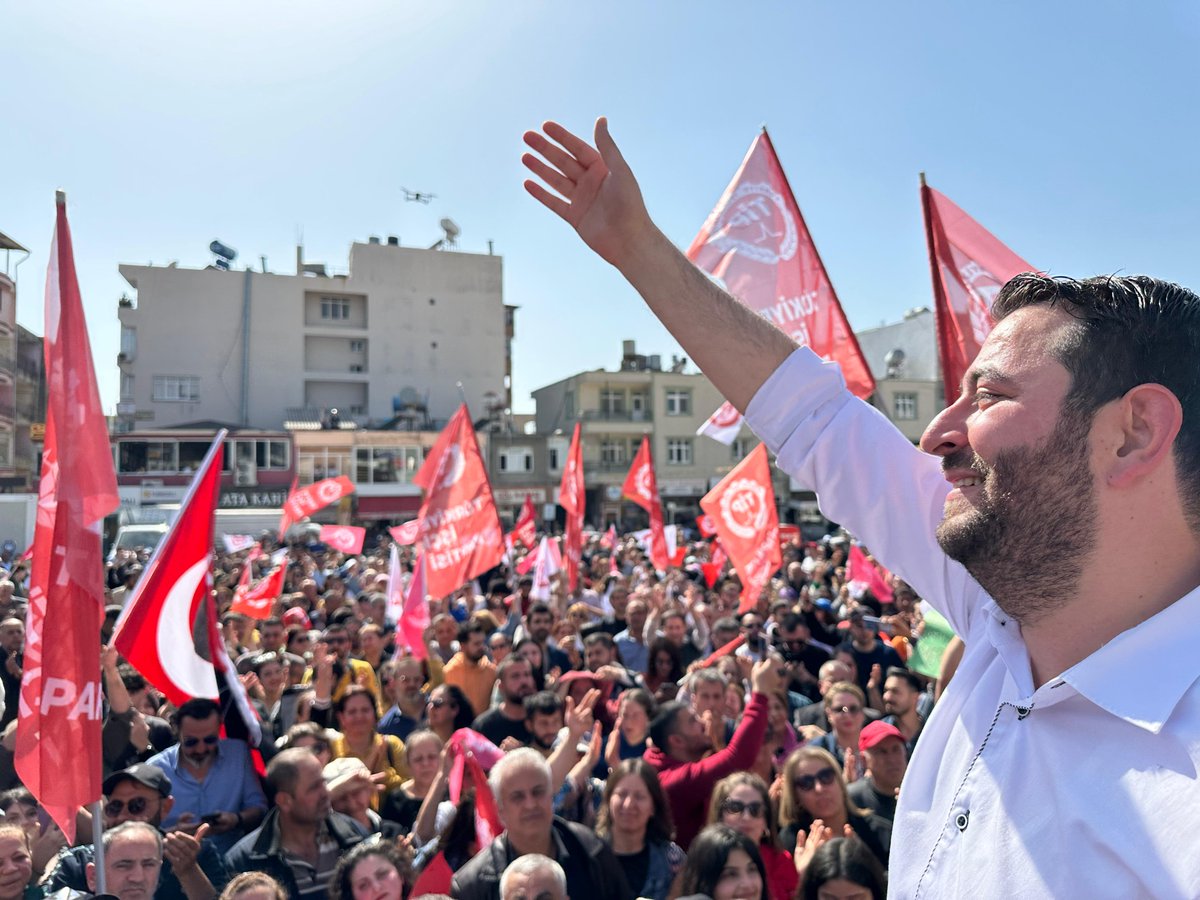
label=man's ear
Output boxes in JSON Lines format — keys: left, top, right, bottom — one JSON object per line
{"left": 159, "top": 796, "right": 174, "bottom": 820}
{"left": 1103, "top": 384, "right": 1183, "bottom": 489}
{"left": 85, "top": 862, "right": 96, "bottom": 893}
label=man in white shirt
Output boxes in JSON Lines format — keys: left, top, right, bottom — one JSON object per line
{"left": 523, "top": 118, "right": 1200, "bottom": 898}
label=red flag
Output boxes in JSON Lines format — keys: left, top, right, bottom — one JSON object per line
{"left": 921, "top": 179, "right": 1034, "bottom": 404}
{"left": 558, "top": 423, "right": 585, "bottom": 591}
{"left": 389, "top": 520, "right": 419, "bottom": 546}
{"left": 696, "top": 514, "right": 718, "bottom": 538}
{"left": 413, "top": 406, "right": 504, "bottom": 600}
{"left": 688, "top": 130, "right": 875, "bottom": 400}
{"left": 600, "top": 524, "right": 617, "bottom": 550}
{"left": 231, "top": 555, "right": 286, "bottom": 620}
{"left": 700, "top": 445, "right": 781, "bottom": 613}
{"left": 697, "top": 400, "right": 744, "bottom": 446}
{"left": 15, "top": 193, "right": 121, "bottom": 842}
{"left": 701, "top": 540, "right": 728, "bottom": 589}
{"left": 319, "top": 525, "right": 366, "bottom": 555}
{"left": 847, "top": 543, "right": 894, "bottom": 606}
{"left": 513, "top": 494, "right": 538, "bottom": 550}
{"left": 530, "top": 536, "right": 563, "bottom": 601}
{"left": 112, "top": 434, "right": 225, "bottom": 707}
{"left": 387, "top": 547, "right": 430, "bottom": 661}
{"left": 282, "top": 475, "right": 354, "bottom": 525}
{"left": 277, "top": 474, "right": 299, "bottom": 536}
{"left": 622, "top": 437, "right": 669, "bottom": 572}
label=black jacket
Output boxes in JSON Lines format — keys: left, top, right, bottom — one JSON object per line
{"left": 225, "top": 808, "right": 367, "bottom": 899}
{"left": 450, "top": 817, "right": 633, "bottom": 900}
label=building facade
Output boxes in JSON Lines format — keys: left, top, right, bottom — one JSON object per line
{"left": 116, "top": 238, "right": 510, "bottom": 435}
{"left": 0, "top": 230, "right": 45, "bottom": 492}
{"left": 855, "top": 307, "right": 943, "bottom": 443}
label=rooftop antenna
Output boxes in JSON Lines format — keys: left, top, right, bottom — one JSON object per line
{"left": 402, "top": 187, "right": 436, "bottom": 204}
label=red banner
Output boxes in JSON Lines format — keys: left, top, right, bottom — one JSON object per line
{"left": 622, "top": 437, "right": 669, "bottom": 572}
{"left": 113, "top": 434, "right": 225, "bottom": 707}
{"left": 701, "top": 444, "right": 781, "bottom": 613}
{"left": 389, "top": 520, "right": 419, "bottom": 546}
{"left": 696, "top": 514, "right": 718, "bottom": 538}
{"left": 847, "top": 543, "right": 894, "bottom": 606}
{"left": 513, "top": 494, "right": 538, "bottom": 550}
{"left": 15, "top": 195, "right": 121, "bottom": 842}
{"left": 921, "top": 180, "right": 1034, "bottom": 404}
{"left": 319, "top": 525, "right": 366, "bottom": 555}
{"left": 413, "top": 405, "right": 504, "bottom": 599}
{"left": 558, "top": 423, "right": 585, "bottom": 591}
{"left": 231, "top": 553, "right": 286, "bottom": 620}
{"left": 282, "top": 475, "right": 354, "bottom": 524}
{"left": 687, "top": 130, "right": 875, "bottom": 400}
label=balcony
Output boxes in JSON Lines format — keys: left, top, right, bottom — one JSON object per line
{"left": 584, "top": 457, "right": 634, "bottom": 473}
{"left": 580, "top": 408, "right": 651, "bottom": 422}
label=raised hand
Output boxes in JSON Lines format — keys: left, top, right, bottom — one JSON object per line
{"left": 522, "top": 119, "right": 654, "bottom": 268}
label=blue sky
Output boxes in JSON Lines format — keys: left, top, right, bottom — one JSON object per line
{"left": 5, "top": 2, "right": 1199, "bottom": 415}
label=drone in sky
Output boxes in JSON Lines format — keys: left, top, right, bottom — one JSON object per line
{"left": 401, "top": 187, "right": 436, "bottom": 204}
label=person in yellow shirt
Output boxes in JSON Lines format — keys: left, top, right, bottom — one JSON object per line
{"left": 303, "top": 624, "right": 384, "bottom": 715}
{"left": 441, "top": 621, "right": 497, "bottom": 719}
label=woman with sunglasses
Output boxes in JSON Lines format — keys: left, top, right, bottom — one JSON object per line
{"left": 595, "top": 759, "right": 684, "bottom": 900}
{"left": 424, "top": 684, "right": 474, "bottom": 743}
{"left": 809, "top": 682, "right": 867, "bottom": 780}
{"left": 708, "top": 773, "right": 796, "bottom": 900}
{"left": 778, "top": 747, "right": 891, "bottom": 876}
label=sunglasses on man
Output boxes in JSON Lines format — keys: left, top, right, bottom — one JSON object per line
{"left": 103, "top": 797, "right": 150, "bottom": 818}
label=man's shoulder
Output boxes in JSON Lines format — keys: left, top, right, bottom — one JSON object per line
{"left": 449, "top": 838, "right": 504, "bottom": 895}
{"left": 554, "top": 816, "right": 608, "bottom": 853}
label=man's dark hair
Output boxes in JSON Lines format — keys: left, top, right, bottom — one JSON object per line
{"left": 993, "top": 274, "right": 1200, "bottom": 528}
{"left": 583, "top": 632, "right": 615, "bottom": 651}
{"left": 172, "top": 698, "right": 220, "bottom": 729}
{"left": 497, "top": 654, "right": 531, "bottom": 681}
{"left": 265, "top": 747, "right": 312, "bottom": 802}
{"left": 527, "top": 602, "right": 552, "bottom": 620}
{"left": 523, "top": 690, "right": 564, "bottom": 720}
{"left": 118, "top": 663, "right": 148, "bottom": 694}
{"left": 285, "top": 625, "right": 308, "bottom": 649}
{"left": 885, "top": 666, "right": 922, "bottom": 693}
{"left": 329, "top": 607, "right": 355, "bottom": 626}
{"left": 487, "top": 579, "right": 508, "bottom": 596}
{"left": 779, "top": 612, "right": 808, "bottom": 633}
{"left": 517, "top": 576, "right": 535, "bottom": 589}
{"left": 260, "top": 616, "right": 284, "bottom": 629}
{"left": 648, "top": 701, "right": 687, "bottom": 753}
{"left": 321, "top": 623, "right": 348, "bottom": 640}
{"left": 458, "top": 620, "right": 488, "bottom": 643}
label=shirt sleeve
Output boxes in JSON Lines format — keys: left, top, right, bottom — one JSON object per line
{"left": 744, "top": 346, "right": 986, "bottom": 637}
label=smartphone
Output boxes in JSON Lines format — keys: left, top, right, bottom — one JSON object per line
{"left": 862, "top": 615, "right": 894, "bottom": 636}
{"left": 201, "top": 813, "right": 222, "bottom": 825}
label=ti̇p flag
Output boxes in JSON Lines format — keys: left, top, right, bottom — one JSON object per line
{"left": 700, "top": 444, "right": 781, "bottom": 613}
{"left": 413, "top": 405, "right": 504, "bottom": 600}
{"left": 15, "top": 193, "right": 121, "bottom": 842}
{"left": 281, "top": 475, "right": 354, "bottom": 528}
{"left": 920, "top": 177, "right": 1035, "bottom": 405}
{"left": 622, "top": 437, "right": 669, "bottom": 572}
{"left": 688, "top": 129, "right": 875, "bottom": 435}
{"left": 558, "top": 423, "right": 585, "bottom": 591}
{"left": 112, "top": 433, "right": 226, "bottom": 707}
{"left": 512, "top": 494, "right": 538, "bottom": 551}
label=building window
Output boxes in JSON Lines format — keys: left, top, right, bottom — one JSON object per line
{"left": 118, "top": 441, "right": 178, "bottom": 473}
{"left": 630, "top": 392, "right": 649, "bottom": 420}
{"left": 600, "top": 440, "right": 626, "bottom": 465}
{"left": 355, "top": 446, "right": 422, "bottom": 483}
{"left": 349, "top": 364, "right": 364, "bottom": 373}
{"left": 548, "top": 447, "right": 560, "bottom": 471}
{"left": 894, "top": 392, "right": 918, "bottom": 421}
{"left": 667, "top": 438, "right": 693, "bottom": 465}
{"left": 152, "top": 375, "right": 199, "bottom": 402}
{"left": 731, "top": 437, "right": 750, "bottom": 461}
{"left": 498, "top": 447, "right": 533, "bottom": 473}
{"left": 665, "top": 389, "right": 691, "bottom": 416}
{"left": 255, "top": 440, "right": 291, "bottom": 470}
{"left": 120, "top": 326, "right": 137, "bottom": 358}
{"left": 321, "top": 298, "right": 350, "bottom": 320}
{"left": 600, "top": 390, "right": 625, "bottom": 416}
{"left": 120, "top": 373, "right": 134, "bottom": 402}
{"left": 349, "top": 339, "right": 365, "bottom": 352}
{"left": 564, "top": 391, "right": 575, "bottom": 419}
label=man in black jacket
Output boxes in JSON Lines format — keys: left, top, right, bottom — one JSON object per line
{"left": 451, "top": 748, "right": 632, "bottom": 900}
{"left": 226, "top": 749, "right": 367, "bottom": 900}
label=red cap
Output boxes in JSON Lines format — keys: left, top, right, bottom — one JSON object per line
{"left": 859, "top": 720, "right": 905, "bottom": 752}
{"left": 282, "top": 607, "right": 311, "bottom": 628}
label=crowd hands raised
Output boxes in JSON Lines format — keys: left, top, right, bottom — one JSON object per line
{"left": 0, "top": 525, "right": 960, "bottom": 900}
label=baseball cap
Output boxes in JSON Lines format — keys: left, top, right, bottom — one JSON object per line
{"left": 814, "top": 598, "right": 833, "bottom": 612}
{"left": 282, "top": 607, "right": 311, "bottom": 628}
{"left": 322, "top": 757, "right": 370, "bottom": 792}
{"left": 102, "top": 763, "right": 172, "bottom": 798}
{"left": 859, "top": 721, "right": 905, "bottom": 752}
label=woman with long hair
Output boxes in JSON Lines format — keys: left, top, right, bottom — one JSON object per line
{"left": 329, "top": 685, "right": 410, "bottom": 808}
{"left": 514, "top": 638, "right": 548, "bottom": 690}
{"left": 708, "top": 773, "right": 796, "bottom": 900}
{"left": 605, "top": 689, "right": 656, "bottom": 768}
{"left": 644, "top": 638, "right": 684, "bottom": 699}
{"left": 381, "top": 729, "right": 443, "bottom": 831}
{"left": 778, "top": 747, "right": 891, "bottom": 876}
{"left": 424, "top": 684, "right": 474, "bottom": 743}
{"left": 668, "top": 824, "right": 767, "bottom": 900}
{"left": 800, "top": 837, "right": 887, "bottom": 900}
{"left": 595, "top": 759, "right": 685, "bottom": 900}
{"left": 219, "top": 872, "right": 288, "bottom": 900}
{"left": 329, "top": 838, "right": 412, "bottom": 900}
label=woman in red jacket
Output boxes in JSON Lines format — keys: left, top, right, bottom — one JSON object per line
{"left": 708, "top": 773, "right": 797, "bottom": 900}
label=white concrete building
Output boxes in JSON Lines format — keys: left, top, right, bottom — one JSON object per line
{"left": 116, "top": 238, "right": 512, "bottom": 433}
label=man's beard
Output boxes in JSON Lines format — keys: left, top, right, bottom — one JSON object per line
{"left": 935, "top": 407, "right": 1097, "bottom": 625}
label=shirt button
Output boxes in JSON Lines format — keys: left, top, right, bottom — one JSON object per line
{"left": 955, "top": 811, "right": 970, "bottom": 831}
{"left": 1016, "top": 706, "right": 1031, "bottom": 720}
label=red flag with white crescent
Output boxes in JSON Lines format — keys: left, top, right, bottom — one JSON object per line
{"left": 921, "top": 181, "right": 1035, "bottom": 405}
{"left": 558, "top": 423, "right": 585, "bottom": 591}
{"left": 319, "top": 525, "right": 366, "bottom": 555}
{"left": 621, "top": 437, "right": 669, "bottom": 572}
{"left": 389, "top": 520, "right": 419, "bottom": 546}
{"left": 15, "top": 194, "right": 121, "bottom": 842}
{"left": 688, "top": 130, "right": 874, "bottom": 400}
{"left": 513, "top": 495, "right": 538, "bottom": 550}
{"left": 413, "top": 405, "right": 504, "bottom": 600}
{"left": 231, "top": 550, "right": 286, "bottom": 620}
{"left": 700, "top": 444, "right": 781, "bottom": 612}
{"left": 697, "top": 401, "right": 744, "bottom": 446}
{"left": 282, "top": 475, "right": 355, "bottom": 525}
{"left": 112, "top": 433, "right": 226, "bottom": 707}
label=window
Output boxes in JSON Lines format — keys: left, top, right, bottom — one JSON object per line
{"left": 498, "top": 447, "right": 533, "bottom": 473}
{"left": 256, "top": 440, "right": 291, "bottom": 470}
{"left": 120, "top": 373, "right": 134, "bottom": 402}
{"left": 731, "top": 437, "right": 750, "bottom": 461}
{"left": 665, "top": 389, "right": 691, "bottom": 416}
{"left": 355, "top": 446, "right": 422, "bottom": 483}
{"left": 630, "top": 392, "right": 648, "bottom": 420}
{"left": 179, "top": 441, "right": 210, "bottom": 473}
{"left": 120, "top": 326, "right": 137, "bottom": 358}
{"left": 600, "top": 390, "right": 625, "bottom": 416}
{"left": 152, "top": 376, "right": 199, "bottom": 402}
{"left": 667, "top": 438, "right": 693, "bottom": 465}
{"left": 118, "top": 441, "right": 178, "bottom": 473}
{"left": 349, "top": 340, "right": 365, "bottom": 352}
{"left": 600, "top": 440, "right": 626, "bottom": 465}
{"left": 547, "top": 447, "right": 560, "bottom": 471}
{"left": 321, "top": 298, "right": 350, "bottom": 320}
{"left": 894, "top": 392, "right": 918, "bottom": 421}
{"left": 349, "top": 364, "right": 364, "bottom": 373}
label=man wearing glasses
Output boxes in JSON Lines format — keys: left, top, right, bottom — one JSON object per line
{"left": 378, "top": 656, "right": 428, "bottom": 741}
{"left": 304, "top": 624, "right": 384, "bottom": 715}
{"left": 44, "top": 763, "right": 227, "bottom": 900}
{"left": 147, "top": 698, "right": 268, "bottom": 854}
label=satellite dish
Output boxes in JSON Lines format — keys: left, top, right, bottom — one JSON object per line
{"left": 440, "top": 219, "right": 460, "bottom": 239}
{"left": 885, "top": 348, "right": 906, "bottom": 378}
{"left": 398, "top": 386, "right": 421, "bottom": 407}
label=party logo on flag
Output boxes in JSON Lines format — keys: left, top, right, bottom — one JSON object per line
{"left": 718, "top": 477, "right": 771, "bottom": 541}
{"left": 319, "top": 525, "right": 365, "bottom": 555}
{"left": 706, "top": 181, "right": 799, "bottom": 264}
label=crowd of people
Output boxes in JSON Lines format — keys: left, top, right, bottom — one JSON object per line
{"left": 0, "top": 522, "right": 959, "bottom": 900}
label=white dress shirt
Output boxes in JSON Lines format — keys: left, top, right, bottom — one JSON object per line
{"left": 746, "top": 346, "right": 1200, "bottom": 899}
